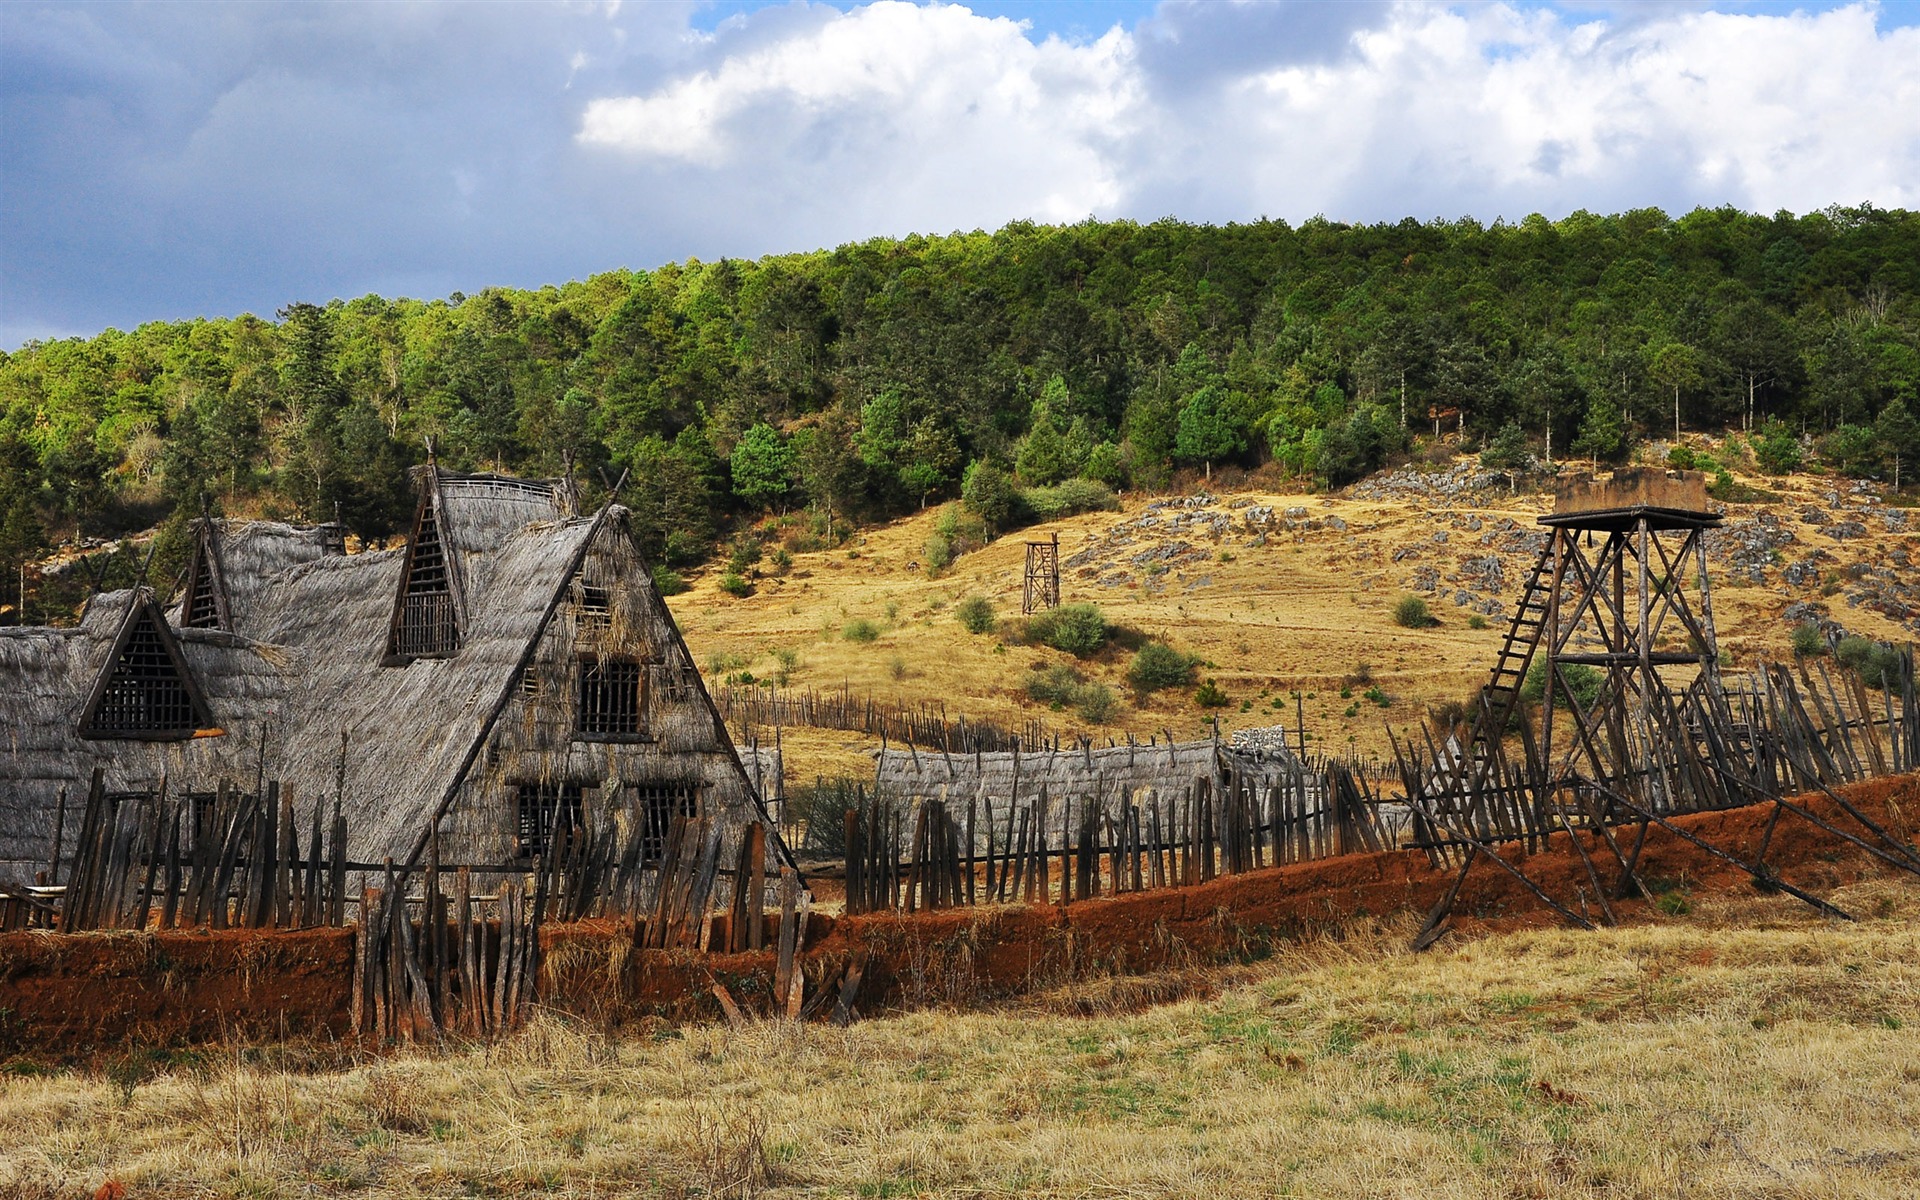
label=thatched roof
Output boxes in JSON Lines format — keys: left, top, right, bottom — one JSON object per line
{"left": 0, "top": 469, "right": 770, "bottom": 885}
{"left": 874, "top": 736, "right": 1312, "bottom": 811}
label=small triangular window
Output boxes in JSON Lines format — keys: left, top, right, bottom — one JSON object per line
{"left": 82, "top": 599, "right": 212, "bottom": 738}
{"left": 389, "top": 496, "right": 460, "bottom": 658}
{"left": 179, "top": 524, "right": 229, "bottom": 630}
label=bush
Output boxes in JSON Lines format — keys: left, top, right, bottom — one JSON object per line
{"left": 718, "top": 572, "right": 753, "bottom": 598}
{"left": 1392, "top": 596, "right": 1436, "bottom": 628}
{"left": 1753, "top": 419, "right": 1803, "bottom": 475}
{"left": 955, "top": 595, "right": 996, "bottom": 635}
{"left": 1666, "top": 445, "right": 1698, "bottom": 470}
{"left": 1520, "top": 659, "right": 1604, "bottom": 709}
{"left": 726, "top": 536, "right": 763, "bottom": 575}
{"left": 1479, "top": 423, "right": 1533, "bottom": 472}
{"left": 1836, "top": 635, "right": 1904, "bottom": 690}
{"left": 651, "top": 565, "right": 688, "bottom": 596}
{"left": 1467, "top": 614, "right": 1488, "bottom": 630}
{"left": 1790, "top": 622, "right": 1826, "bottom": 657}
{"left": 923, "top": 533, "right": 953, "bottom": 571}
{"left": 1027, "top": 602, "right": 1108, "bottom": 656}
{"left": 1076, "top": 683, "right": 1120, "bottom": 724}
{"left": 1195, "top": 678, "right": 1231, "bottom": 708}
{"left": 1022, "top": 478, "right": 1120, "bottom": 521}
{"left": 1128, "top": 642, "right": 1199, "bottom": 692}
{"left": 842, "top": 617, "right": 881, "bottom": 643}
{"left": 1815, "top": 424, "right": 1880, "bottom": 478}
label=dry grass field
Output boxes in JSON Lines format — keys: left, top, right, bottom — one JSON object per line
{"left": 674, "top": 451, "right": 1918, "bottom": 780}
{"left": 4, "top": 872, "right": 1917, "bottom": 1199}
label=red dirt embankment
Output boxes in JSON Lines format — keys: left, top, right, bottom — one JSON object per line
{"left": 6, "top": 776, "right": 1917, "bottom": 1049}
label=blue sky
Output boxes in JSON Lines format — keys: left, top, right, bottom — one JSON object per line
{"left": 4, "top": 1, "right": 1919, "bottom": 346}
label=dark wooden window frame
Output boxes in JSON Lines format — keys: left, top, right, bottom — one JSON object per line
{"left": 513, "top": 782, "right": 586, "bottom": 859}
{"left": 574, "top": 653, "right": 648, "bottom": 741}
{"left": 384, "top": 473, "right": 467, "bottom": 664}
{"left": 632, "top": 781, "right": 700, "bottom": 866}
{"left": 79, "top": 595, "right": 214, "bottom": 741}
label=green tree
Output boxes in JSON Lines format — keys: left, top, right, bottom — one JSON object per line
{"left": 1876, "top": 399, "right": 1920, "bottom": 488}
{"left": 1174, "top": 384, "right": 1245, "bottom": 472}
{"left": 1572, "top": 395, "right": 1628, "bottom": 465}
{"left": 1649, "top": 342, "right": 1706, "bottom": 442}
{"left": 729, "top": 422, "right": 796, "bottom": 510}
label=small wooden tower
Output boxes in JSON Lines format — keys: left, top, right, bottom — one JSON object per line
{"left": 1430, "top": 470, "right": 1725, "bottom": 831}
{"left": 1022, "top": 533, "right": 1060, "bottom": 615}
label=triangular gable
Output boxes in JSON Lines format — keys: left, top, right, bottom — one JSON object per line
{"left": 179, "top": 520, "right": 231, "bottom": 630}
{"left": 80, "top": 591, "right": 215, "bottom": 740}
{"left": 385, "top": 470, "right": 467, "bottom": 661}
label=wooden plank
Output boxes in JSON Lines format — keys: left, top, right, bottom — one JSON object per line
{"left": 159, "top": 804, "right": 183, "bottom": 930}
{"left": 746, "top": 823, "right": 767, "bottom": 951}
{"left": 774, "top": 868, "right": 799, "bottom": 1013}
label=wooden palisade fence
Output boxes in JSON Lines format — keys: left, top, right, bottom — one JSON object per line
{"left": 842, "top": 759, "right": 1394, "bottom": 914}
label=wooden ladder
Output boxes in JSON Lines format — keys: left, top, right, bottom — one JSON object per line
{"left": 1440, "top": 543, "right": 1556, "bottom": 806}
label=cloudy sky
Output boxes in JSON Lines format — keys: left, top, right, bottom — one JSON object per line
{"left": 4, "top": 0, "right": 1919, "bottom": 346}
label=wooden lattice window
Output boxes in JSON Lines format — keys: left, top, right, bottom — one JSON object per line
{"left": 514, "top": 783, "right": 583, "bottom": 859}
{"left": 83, "top": 606, "right": 207, "bottom": 737}
{"left": 180, "top": 528, "right": 227, "bottom": 630}
{"left": 577, "top": 583, "right": 613, "bottom": 634}
{"left": 577, "top": 656, "right": 645, "bottom": 738}
{"left": 391, "top": 500, "right": 458, "bottom": 657}
{"left": 633, "top": 782, "right": 699, "bottom": 865}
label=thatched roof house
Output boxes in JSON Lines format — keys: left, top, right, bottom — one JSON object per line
{"left": 0, "top": 469, "right": 782, "bottom": 888}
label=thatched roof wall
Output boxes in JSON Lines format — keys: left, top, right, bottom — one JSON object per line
{"left": 874, "top": 737, "right": 1312, "bottom": 810}
{"left": 0, "top": 470, "right": 780, "bottom": 886}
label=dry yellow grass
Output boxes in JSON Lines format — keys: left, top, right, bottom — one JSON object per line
{"left": 676, "top": 459, "right": 1917, "bottom": 781}
{"left": 5, "top": 875, "right": 1917, "bottom": 1198}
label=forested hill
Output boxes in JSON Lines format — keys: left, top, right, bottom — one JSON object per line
{"left": 3, "top": 206, "right": 1918, "bottom": 583}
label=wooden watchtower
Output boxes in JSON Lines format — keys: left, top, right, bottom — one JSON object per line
{"left": 1431, "top": 470, "right": 1724, "bottom": 831}
{"left": 1022, "top": 533, "right": 1060, "bottom": 615}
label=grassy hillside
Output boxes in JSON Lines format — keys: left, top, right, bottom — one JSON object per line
{"left": 5, "top": 873, "right": 1915, "bottom": 1196}
{"left": 674, "top": 444, "right": 1919, "bottom": 780}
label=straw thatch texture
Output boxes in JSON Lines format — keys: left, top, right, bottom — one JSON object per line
{"left": 0, "top": 470, "right": 780, "bottom": 889}
{"left": 166, "top": 520, "right": 335, "bottom": 637}
{"left": 874, "top": 737, "right": 1314, "bottom": 825}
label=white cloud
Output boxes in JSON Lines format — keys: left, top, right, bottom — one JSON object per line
{"left": 580, "top": 1, "right": 1920, "bottom": 229}
{"left": 6, "top": 1, "right": 1920, "bottom": 343}
{"left": 579, "top": 2, "right": 1139, "bottom": 225}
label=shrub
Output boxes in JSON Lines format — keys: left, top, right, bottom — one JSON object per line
{"left": 1836, "top": 635, "right": 1904, "bottom": 690}
{"left": 923, "top": 533, "right": 953, "bottom": 571}
{"left": 1024, "top": 664, "right": 1085, "bottom": 706}
{"left": 1392, "top": 596, "right": 1436, "bottom": 628}
{"left": 1753, "top": 419, "right": 1803, "bottom": 475}
{"left": 1815, "top": 424, "right": 1880, "bottom": 478}
{"left": 651, "top": 565, "right": 688, "bottom": 597}
{"left": 770, "top": 548, "right": 793, "bottom": 575}
{"left": 1520, "top": 659, "right": 1604, "bottom": 709}
{"left": 1789, "top": 622, "right": 1826, "bottom": 657}
{"left": 1027, "top": 602, "right": 1108, "bottom": 656}
{"left": 1022, "top": 478, "right": 1120, "bottom": 521}
{"left": 1666, "top": 445, "right": 1697, "bottom": 470}
{"left": 1363, "top": 685, "right": 1391, "bottom": 707}
{"left": 842, "top": 618, "right": 880, "bottom": 643}
{"left": 1467, "top": 614, "right": 1488, "bottom": 630}
{"left": 726, "top": 536, "right": 763, "bottom": 575}
{"left": 1128, "top": 642, "right": 1199, "bottom": 692}
{"left": 718, "top": 573, "right": 753, "bottom": 598}
{"left": 1195, "top": 678, "right": 1231, "bottom": 708}
{"left": 1479, "top": 423, "right": 1533, "bottom": 472}
{"left": 955, "top": 595, "right": 996, "bottom": 635}
{"left": 1076, "top": 683, "right": 1120, "bottom": 724}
